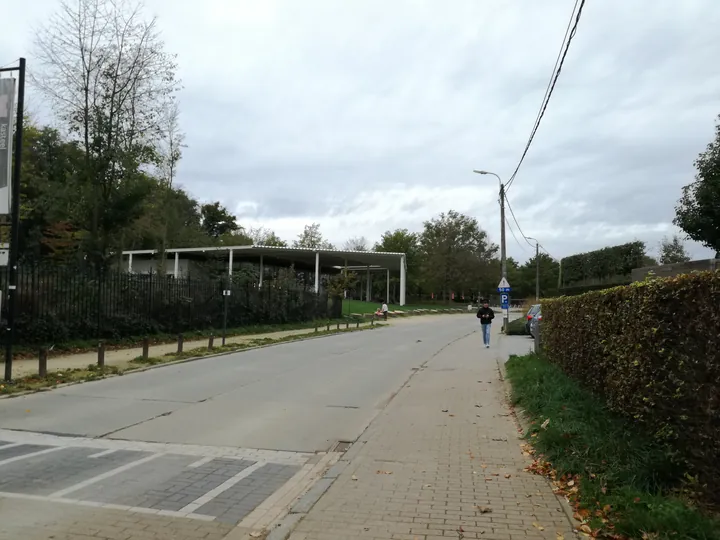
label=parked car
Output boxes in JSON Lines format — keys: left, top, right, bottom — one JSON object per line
{"left": 525, "top": 304, "right": 541, "bottom": 335}
{"left": 530, "top": 308, "right": 542, "bottom": 339}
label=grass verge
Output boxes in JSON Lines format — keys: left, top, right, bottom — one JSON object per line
{"left": 8, "top": 318, "right": 364, "bottom": 360}
{"left": 342, "top": 299, "right": 465, "bottom": 314}
{"left": 1, "top": 323, "right": 385, "bottom": 397}
{"left": 505, "top": 353, "right": 719, "bottom": 540}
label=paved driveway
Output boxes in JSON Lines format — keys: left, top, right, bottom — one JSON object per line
{"left": 0, "top": 315, "right": 483, "bottom": 539}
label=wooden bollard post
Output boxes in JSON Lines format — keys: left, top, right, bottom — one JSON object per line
{"left": 326, "top": 322, "right": 330, "bottom": 331}
{"left": 177, "top": 334, "right": 184, "bottom": 354}
{"left": 345, "top": 321, "right": 349, "bottom": 329}
{"left": 208, "top": 334, "right": 215, "bottom": 350}
{"left": 39, "top": 347, "right": 48, "bottom": 378}
{"left": 336, "top": 322, "right": 340, "bottom": 330}
{"left": 97, "top": 341, "right": 105, "bottom": 367}
{"left": 371, "top": 317, "right": 374, "bottom": 327}
{"left": 356, "top": 321, "right": 360, "bottom": 329}
{"left": 142, "top": 337, "right": 150, "bottom": 361}
{"left": 315, "top": 321, "right": 319, "bottom": 333}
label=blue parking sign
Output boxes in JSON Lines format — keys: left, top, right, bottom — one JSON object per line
{"left": 500, "top": 293, "right": 509, "bottom": 309}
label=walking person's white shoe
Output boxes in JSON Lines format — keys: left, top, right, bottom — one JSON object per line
{"left": 485, "top": 344, "right": 490, "bottom": 348}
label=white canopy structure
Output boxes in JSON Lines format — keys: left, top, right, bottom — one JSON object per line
{"left": 121, "top": 245, "right": 408, "bottom": 305}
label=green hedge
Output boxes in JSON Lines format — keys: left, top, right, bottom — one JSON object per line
{"left": 542, "top": 271, "right": 720, "bottom": 504}
{"left": 560, "top": 241, "right": 645, "bottom": 288}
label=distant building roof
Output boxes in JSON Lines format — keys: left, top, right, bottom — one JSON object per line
{"left": 122, "top": 244, "right": 406, "bottom": 272}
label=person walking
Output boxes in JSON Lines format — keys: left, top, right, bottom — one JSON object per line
{"left": 476, "top": 299, "right": 495, "bottom": 348}
{"left": 381, "top": 302, "right": 389, "bottom": 321}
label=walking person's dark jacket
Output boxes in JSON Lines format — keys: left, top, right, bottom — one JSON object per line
{"left": 476, "top": 306, "right": 495, "bottom": 325}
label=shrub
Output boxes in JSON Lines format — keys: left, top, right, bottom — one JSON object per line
{"left": 542, "top": 271, "right": 720, "bottom": 504}
{"left": 506, "top": 317, "right": 528, "bottom": 335}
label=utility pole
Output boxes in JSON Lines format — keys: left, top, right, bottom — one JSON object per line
{"left": 474, "top": 170, "right": 508, "bottom": 333}
{"left": 526, "top": 236, "right": 541, "bottom": 302}
{"left": 535, "top": 241, "right": 540, "bottom": 301}
{"left": 498, "top": 183, "right": 508, "bottom": 332}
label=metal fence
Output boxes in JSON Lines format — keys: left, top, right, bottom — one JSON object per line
{"left": 0, "top": 267, "right": 337, "bottom": 345}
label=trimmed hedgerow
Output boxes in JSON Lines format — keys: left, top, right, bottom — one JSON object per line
{"left": 542, "top": 270, "right": 720, "bottom": 504}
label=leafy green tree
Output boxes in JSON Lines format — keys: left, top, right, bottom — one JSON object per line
{"left": 418, "top": 210, "right": 498, "bottom": 301}
{"left": 674, "top": 114, "right": 720, "bottom": 257}
{"left": 200, "top": 202, "right": 239, "bottom": 238}
{"left": 519, "top": 253, "right": 560, "bottom": 299}
{"left": 293, "top": 223, "right": 334, "bottom": 249}
{"left": 374, "top": 229, "right": 420, "bottom": 302}
{"left": 658, "top": 235, "right": 691, "bottom": 264}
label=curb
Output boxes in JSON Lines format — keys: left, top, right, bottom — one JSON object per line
{"left": 0, "top": 323, "right": 387, "bottom": 400}
{"left": 497, "top": 339, "right": 578, "bottom": 533}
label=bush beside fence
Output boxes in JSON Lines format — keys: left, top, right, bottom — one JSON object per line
{"left": 0, "top": 267, "right": 339, "bottom": 345}
{"left": 541, "top": 271, "right": 720, "bottom": 503}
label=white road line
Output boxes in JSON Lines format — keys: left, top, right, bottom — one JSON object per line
{"left": 188, "top": 456, "right": 214, "bottom": 468}
{"left": 0, "top": 442, "right": 23, "bottom": 452}
{"left": 50, "top": 453, "right": 165, "bottom": 498}
{"left": 0, "top": 491, "right": 215, "bottom": 522}
{"left": 88, "top": 449, "right": 117, "bottom": 459}
{"left": 178, "top": 461, "right": 265, "bottom": 514}
{"left": 0, "top": 446, "right": 64, "bottom": 467}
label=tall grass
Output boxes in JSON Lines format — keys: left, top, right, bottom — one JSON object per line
{"left": 506, "top": 353, "right": 719, "bottom": 539}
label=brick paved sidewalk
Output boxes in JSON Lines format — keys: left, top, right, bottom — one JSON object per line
{"left": 287, "top": 325, "right": 576, "bottom": 540}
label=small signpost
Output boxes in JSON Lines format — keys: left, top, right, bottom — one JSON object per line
{"left": 497, "top": 278, "right": 511, "bottom": 332}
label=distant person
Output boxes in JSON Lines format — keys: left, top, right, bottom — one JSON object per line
{"left": 476, "top": 300, "right": 495, "bottom": 348}
{"left": 381, "top": 302, "right": 388, "bottom": 320}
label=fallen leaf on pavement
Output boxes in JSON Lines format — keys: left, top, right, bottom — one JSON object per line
{"left": 441, "top": 409, "right": 449, "bottom": 412}
{"left": 376, "top": 470, "right": 393, "bottom": 475}
{"left": 556, "top": 534, "right": 565, "bottom": 540}
{"left": 351, "top": 475, "right": 358, "bottom": 481}
{"left": 504, "top": 474, "right": 512, "bottom": 479}
{"left": 532, "top": 522, "right": 545, "bottom": 531}
{"left": 578, "top": 524, "right": 592, "bottom": 534}
{"left": 481, "top": 463, "right": 488, "bottom": 469}
{"left": 476, "top": 506, "right": 492, "bottom": 513}
{"left": 567, "top": 479, "right": 575, "bottom": 487}
{"left": 249, "top": 533, "right": 262, "bottom": 538}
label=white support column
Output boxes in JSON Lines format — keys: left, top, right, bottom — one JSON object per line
{"left": 386, "top": 269, "right": 390, "bottom": 304}
{"left": 228, "top": 249, "right": 234, "bottom": 276}
{"left": 173, "top": 252, "right": 179, "bottom": 279}
{"left": 127, "top": 253, "right": 133, "bottom": 273}
{"left": 314, "top": 252, "right": 320, "bottom": 293}
{"left": 399, "top": 255, "right": 407, "bottom": 306}
{"left": 366, "top": 267, "right": 371, "bottom": 302}
{"left": 258, "top": 255, "right": 264, "bottom": 288}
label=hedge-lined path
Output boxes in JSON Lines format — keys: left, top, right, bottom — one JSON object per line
{"left": 286, "top": 325, "right": 576, "bottom": 540}
{"left": 8, "top": 314, "right": 470, "bottom": 380}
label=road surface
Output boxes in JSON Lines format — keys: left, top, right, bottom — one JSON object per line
{"left": 0, "top": 315, "right": 506, "bottom": 537}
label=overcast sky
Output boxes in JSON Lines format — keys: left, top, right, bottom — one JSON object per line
{"left": 3, "top": 0, "right": 720, "bottom": 263}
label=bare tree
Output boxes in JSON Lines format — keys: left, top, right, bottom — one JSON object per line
{"left": 343, "top": 236, "right": 369, "bottom": 252}
{"left": 33, "top": 0, "right": 180, "bottom": 266}
{"left": 247, "top": 227, "right": 287, "bottom": 247}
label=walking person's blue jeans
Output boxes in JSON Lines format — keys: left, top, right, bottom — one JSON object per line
{"left": 482, "top": 323, "right": 491, "bottom": 346}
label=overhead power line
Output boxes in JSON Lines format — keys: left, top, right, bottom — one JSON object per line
{"left": 506, "top": 0, "right": 587, "bottom": 191}
{"left": 505, "top": 216, "right": 529, "bottom": 253}
{"left": 505, "top": 194, "right": 535, "bottom": 248}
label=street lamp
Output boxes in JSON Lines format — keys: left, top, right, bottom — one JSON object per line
{"left": 525, "top": 236, "right": 540, "bottom": 302}
{"left": 473, "top": 169, "right": 508, "bottom": 333}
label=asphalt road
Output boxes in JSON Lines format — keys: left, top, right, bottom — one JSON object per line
{"left": 0, "top": 316, "right": 481, "bottom": 453}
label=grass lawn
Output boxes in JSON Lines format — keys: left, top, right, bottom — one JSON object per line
{"left": 506, "top": 353, "right": 719, "bottom": 539}
{"left": 342, "top": 299, "right": 465, "bottom": 314}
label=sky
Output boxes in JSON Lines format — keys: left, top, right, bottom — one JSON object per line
{"left": 3, "top": 0, "right": 720, "bottom": 263}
